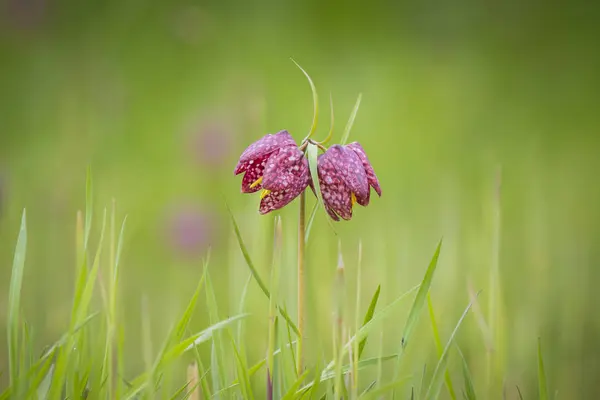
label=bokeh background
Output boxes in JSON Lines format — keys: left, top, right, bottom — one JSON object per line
{"left": 1, "top": 0, "right": 600, "bottom": 397}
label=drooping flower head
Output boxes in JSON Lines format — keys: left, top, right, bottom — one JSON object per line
{"left": 317, "top": 142, "right": 381, "bottom": 221}
{"left": 234, "top": 130, "right": 311, "bottom": 214}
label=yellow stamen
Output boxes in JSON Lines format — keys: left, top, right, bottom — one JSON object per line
{"left": 351, "top": 192, "right": 357, "bottom": 207}
{"left": 260, "top": 189, "right": 271, "bottom": 199}
{"left": 250, "top": 176, "right": 263, "bottom": 189}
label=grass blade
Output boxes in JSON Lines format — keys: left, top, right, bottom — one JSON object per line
{"left": 538, "top": 337, "right": 548, "bottom": 400}
{"left": 84, "top": 166, "right": 93, "bottom": 249}
{"left": 282, "top": 370, "right": 311, "bottom": 400}
{"left": 427, "top": 294, "right": 457, "bottom": 400}
{"left": 304, "top": 201, "right": 320, "bottom": 244}
{"left": 298, "top": 355, "right": 398, "bottom": 395}
{"left": 340, "top": 94, "right": 362, "bottom": 145}
{"left": 324, "top": 284, "right": 419, "bottom": 372}
{"left": 268, "top": 218, "right": 283, "bottom": 396}
{"left": 358, "top": 376, "right": 411, "bottom": 400}
{"left": 307, "top": 143, "right": 337, "bottom": 233}
{"left": 291, "top": 58, "right": 319, "bottom": 141}
{"left": 225, "top": 202, "right": 300, "bottom": 335}
{"left": 400, "top": 239, "right": 442, "bottom": 350}
{"left": 358, "top": 285, "right": 381, "bottom": 359}
{"left": 7, "top": 209, "right": 27, "bottom": 388}
{"left": 424, "top": 294, "right": 478, "bottom": 400}
{"left": 229, "top": 332, "right": 254, "bottom": 400}
{"left": 456, "top": 346, "right": 476, "bottom": 400}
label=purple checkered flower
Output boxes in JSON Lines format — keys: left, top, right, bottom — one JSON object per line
{"left": 317, "top": 142, "right": 381, "bottom": 221}
{"left": 234, "top": 130, "right": 311, "bottom": 214}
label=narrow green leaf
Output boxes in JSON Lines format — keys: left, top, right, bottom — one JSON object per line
{"left": 237, "top": 273, "right": 253, "bottom": 348}
{"left": 359, "top": 376, "right": 411, "bottom": 399}
{"left": 304, "top": 201, "right": 320, "bottom": 244}
{"left": 169, "top": 380, "right": 190, "bottom": 400}
{"left": 340, "top": 94, "right": 362, "bottom": 145}
{"left": 210, "top": 341, "right": 221, "bottom": 399}
{"left": 299, "top": 355, "right": 398, "bottom": 394}
{"left": 204, "top": 270, "right": 227, "bottom": 390}
{"left": 84, "top": 165, "right": 93, "bottom": 249}
{"left": 268, "top": 218, "right": 282, "bottom": 389}
{"left": 400, "top": 239, "right": 442, "bottom": 350}
{"left": 175, "top": 270, "right": 206, "bottom": 341}
{"left": 291, "top": 58, "right": 319, "bottom": 140}
{"left": 123, "top": 314, "right": 248, "bottom": 400}
{"left": 516, "top": 385, "right": 524, "bottom": 400}
{"left": 225, "top": 202, "right": 300, "bottom": 335}
{"left": 282, "top": 370, "right": 311, "bottom": 400}
{"left": 359, "top": 381, "right": 377, "bottom": 397}
{"left": 7, "top": 209, "right": 27, "bottom": 388}
{"left": 456, "top": 346, "right": 476, "bottom": 400}
{"left": 307, "top": 142, "right": 337, "bottom": 233}
{"left": 230, "top": 333, "right": 254, "bottom": 400}
{"left": 39, "top": 368, "right": 56, "bottom": 399}
{"left": 358, "top": 285, "right": 381, "bottom": 359}
{"left": 309, "top": 362, "right": 323, "bottom": 400}
{"left": 324, "top": 285, "right": 419, "bottom": 372}
{"left": 427, "top": 294, "right": 457, "bottom": 400}
{"left": 425, "top": 294, "right": 477, "bottom": 400}
{"left": 538, "top": 337, "right": 548, "bottom": 400}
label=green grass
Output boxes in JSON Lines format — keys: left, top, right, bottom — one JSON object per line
{"left": 1, "top": 172, "right": 549, "bottom": 399}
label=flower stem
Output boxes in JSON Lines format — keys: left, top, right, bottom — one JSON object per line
{"left": 296, "top": 190, "right": 306, "bottom": 375}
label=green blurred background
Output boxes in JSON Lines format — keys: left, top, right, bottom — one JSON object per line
{"left": 1, "top": 0, "right": 600, "bottom": 397}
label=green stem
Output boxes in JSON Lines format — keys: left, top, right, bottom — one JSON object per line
{"left": 296, "top": 191, "right": 306, "bottom": 375}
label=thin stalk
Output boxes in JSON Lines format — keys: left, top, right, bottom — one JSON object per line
{"left": 296, "top": 191, "right": 306, "bottom": 375}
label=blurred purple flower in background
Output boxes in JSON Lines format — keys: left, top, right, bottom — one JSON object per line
{"left": 6, "top": 0, "right": 47, "bottom": 30}
{"left": 188, "top": 120, "right": 233, "bottom": 170}
{"left": 164, "top": 203, "right": 216, "bottom": 259}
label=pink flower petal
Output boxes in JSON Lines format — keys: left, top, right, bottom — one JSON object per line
{"left": 317, "top": 148, "right": 354, "bottom": 220}
{"left": 262, "top": 146, "right": 310, "bottom": 192}
{"left": 234, "top": 130, "right": 296, "bottom": 174}
{"left": 240, "top": 152, "right": 274, "bottom": 193}
{"left": 347, "top": 142, "right": 381, "bottom": 197}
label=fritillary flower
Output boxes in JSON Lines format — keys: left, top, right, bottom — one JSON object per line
{"left": 317, "top": 143, "right": 381, "bottom": 221}
{"left": 234, "top": 130, "right": 311, "bottom": 214}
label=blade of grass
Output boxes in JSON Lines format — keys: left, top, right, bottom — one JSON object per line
{"left": 84, "top": 166, "right": 93, "bottom": 249}
{"left": 204, "top": 269, "right": 228, "bottom": 391}
{"left": 225, "top": 202, "right": 299, "bottom": 335}
{"left": 358, "top": 376, "right": 411, "bottom": 400}
{"left": 123, "top": 314, "right": 249, "bottom": 400}
{"left": 427, "top": 294, "right": 457, "bottom": 400}
{"left": 299, "top": 355, "right": 398, "bottom": 394}
{"left": 268, "top": 217, "right": 283, "bottom": 396}
{"left": 282, "top": 370, "right": 311, "bottom": 400}
{"left": 538, "top": 337, "right": 548, "bottom": 400}
{"left": 324, "top": 284, "right": 419, "bottom": 372}
{"left": 304, "top": 201, "right": 320, "bottom": 244}
{"left": 307, "top": 142, "right": 337, "bottom": 234}
{"left": 36, "top": 363, "right": 54, "bottom": 400}
{"left": 229, "top": 332, "right": 254, "bottom": 399}
{"left": 400, "top": 239, "right": 442, "bottom": 350}
{"left": 7, "top": 209, "right": 27, "bottom": 389}
{"left": 456, "top": 346, "right": 476, "bottom": 400}
{"left": 516, "top": 385, "right": 524, "bottom": 400}
{"left": 309, "top": 362, "right": 323, "bottom": 399}
{"left": 50, "top": 208, "right": 107, "bottom": 399}
{"left": 290, "top": 58, "right": 319, "bottom": 141}
{"left": 237, "top": 273, "right": 252, "bottom": 349}
{"left": 210, "top": 341, "right": 221, "bottom": 399}
{"left": 339, "top": 94, "right": 362, "bottom": 145}
{"left": 358, "top": 285, "right": 381, "bottom": 359}
{"left": 359, "top": 381, "right": 377, "bottom": 397}
{"left": 424, "top": 293, "right": 478, "bottom": 400}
